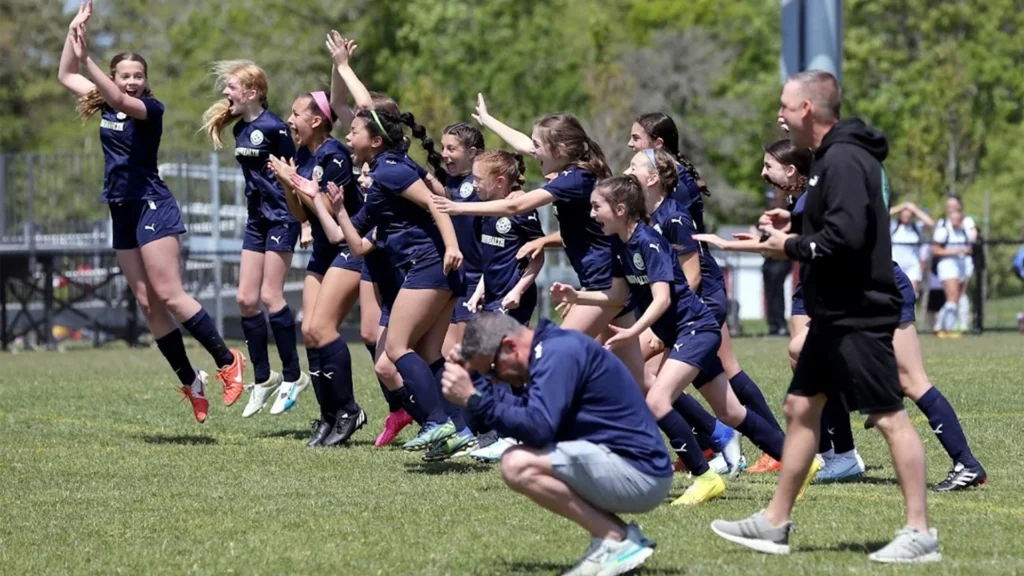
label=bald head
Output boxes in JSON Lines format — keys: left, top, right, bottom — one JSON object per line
{"left": 786, "top": 70, "right": 841, "bottom": 122}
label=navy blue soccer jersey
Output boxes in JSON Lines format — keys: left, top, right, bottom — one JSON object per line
{"left": 616, "top": 222, "right": 719, "bottom": 343}
{"left": 447, "top": 173, "right": 484, "bottom": 284}
{"left": 232, "top": 109, "right": 297, "bottom": 223}
{"left": 650, "top": 197, "right": 725, "bottom": 298}
{"left": 349, "top": 150, "right": 444, "bottom": 268}
{"left": 671, "top": 163, "right": 705, "bottom": 233}
{"left": 98, "top": 99, "right": 173, "bottom": 202}
{"left": 295, "top": 137, "right": 362, "bottom": 249}
{"left": 480, "top": 210, "right": 545, "bottom": 305}
{"left": 542, "top": 166, "right": 617, "bottom": 290}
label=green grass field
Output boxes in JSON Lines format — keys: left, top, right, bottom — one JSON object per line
{"left": 2, "top": 333, "right": 1023, "bottom": 575}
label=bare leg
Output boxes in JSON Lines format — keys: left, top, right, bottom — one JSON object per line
{"left": 763, "top": 393, "right": 825, "bottom": 526}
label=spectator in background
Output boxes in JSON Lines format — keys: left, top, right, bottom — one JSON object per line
{"left": 931, "top": 196, "right": 977, "bottom": 335}
{"left": 890, "top": 201, "right": 934, "bottom": 294}
{"left": 762, "top": 188, "right": 791, "bottom": 336}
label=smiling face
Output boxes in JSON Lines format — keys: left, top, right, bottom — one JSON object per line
{"left": 441, "top": 134, "right": 476, "bottom": 176}
{"left": 530, "top": 126, "right": 568, "bottom": 175}
{"left": 346, "top": 117, "right": 381, "bottom": 165}
{"left": 113, "top": 60, "right": 147, "bottom": 98}
{"left": 286, "top": 95, "right": 326, "bottom": 148}
{"left": 779, "top": 81, "right": 814, "bottom": 148}
{"left": 471, "top": 161, "right": 505, "bottom": 201}
{"left": 627, "top": 122, "right": 656, "bottom": 153}
{"left": 624, "top": 151, "right": 658, "bottom": 191}
{"left": 590, "top": 186, "right": 625, "bottom": 236}
{"left": 761, "top": 152, "right": 796, "bottom": 190}
{"left": 221, "top": 74, "right": 258, "bottom": 116}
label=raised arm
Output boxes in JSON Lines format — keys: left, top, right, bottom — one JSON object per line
{"left": 58, "top": 2, "right": 96, "bottom": 96}
{"left": 326, "top": 32, "right": 372, "bottom": 126}
{"left": 472, "top": 94, "right": 535, "bottom": 155}
{"left": 72, "top": 25, "right": 149, "bottom": 120}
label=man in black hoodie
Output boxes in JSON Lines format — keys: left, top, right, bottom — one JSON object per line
{"left": 711, "top": 70, "right": 940, "bottom": 563}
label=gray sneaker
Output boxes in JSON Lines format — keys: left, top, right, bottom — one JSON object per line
{"left": 868, "top": 526, "right": 942, "bottom": 563}
{"left": 710, "top": 510, "right": 791, "bottom": 555}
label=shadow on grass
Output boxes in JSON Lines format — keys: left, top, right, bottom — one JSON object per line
{"left": 141, "top": 434, "right": 216, "bottom": 446}
{"left": 499, "top": 559, "right": 685, "bottom": 575}
{"left": 404, "top": 461, "right": 494, "bottom": 475}
{"left": 260, "top": 428, "right": 310, "bottom": 440}
{"left": 800, "top": 540, "right": 891, "bottom": 554}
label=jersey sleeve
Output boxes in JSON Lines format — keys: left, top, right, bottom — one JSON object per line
{"left": 662, "top": 212, "right": 699, "bottom": 255}
{"left": 274, "top": 122, "right": 297, "bottom": 160}
{"left": 373, "top": 161, "right": 420, "bottom": 197}
{"left": 141, "top": 98, "right": 165, "bottom": 121}
{"left": 319, "top": 151, "right": 354, "bottom": 192}
{"left": 541, "top": 168, "right": 589, "bottom": 202}
{"left": 349, "top": 189, "right": 382, "bottom": 235}
{"left": 515, "top": 211, "right": 545, "bottom": 242}
{"left": 468, "top": 338, "right": 579, "bottom": 446}
{"left": 642, "top": 238, "right": 675, "bottom": 284}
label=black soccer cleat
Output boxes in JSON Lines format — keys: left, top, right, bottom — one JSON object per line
{"left": 932, "top": 461, "right": 987, "bottom": 492}
{"left": 306, "top": 419, "right": 333, "bottom": 447}
{"left": 322, "top": 409, "right": 367, "bottom": 447}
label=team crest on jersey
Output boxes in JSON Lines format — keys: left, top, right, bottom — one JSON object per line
{"left": 633, "top": 253, "right": 645, "bottom": 270}
{"left": 115, "top": 111, "right": 127, "bottom": 120}
{"left": 458, "top": 181, "right": 475, "bottom": 199}
{"left": 313, "top": 165, "right": 324, "bottom": 181}
{"left": 496, "top": 217, "right": 512, "bottom": 234}
{"left": 250, "top": 129, "right": 264, "bottom": 146}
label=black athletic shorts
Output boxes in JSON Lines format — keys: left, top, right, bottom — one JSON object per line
{"left": 788, "top": 322, "right": 904, "bottom": 414}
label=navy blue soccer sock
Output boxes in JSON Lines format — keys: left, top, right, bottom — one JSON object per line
{"left": 268, "top": 306, "right": 300, "bottom": 382}
{"left": 183, "top": 308, "right": 233, "bottom": 368}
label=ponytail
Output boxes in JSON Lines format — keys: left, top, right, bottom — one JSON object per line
{"left": 512, "top": 154, "right": 527, "bottom": 190}
{"left": 399, "top": 111, "right": 442, "bottom": 171}
{"left": 578, "top": 137, "right": 612, "bottom": 179}
{"left": 200, "top": 99, "right": 238, "bottom": 149}
{"left": 675, "top": 153, "right": 710, "bottom": 197}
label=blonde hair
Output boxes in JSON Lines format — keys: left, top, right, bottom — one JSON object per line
{"left": 199, "top": 60, "right": 269, "bottom": 149}
{"left": 474, "top": 150, "right": 526, "bottom": 190}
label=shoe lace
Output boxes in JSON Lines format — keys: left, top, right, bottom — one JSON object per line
{"left": 310, "top": 419, "right": 323, "bottom": 433}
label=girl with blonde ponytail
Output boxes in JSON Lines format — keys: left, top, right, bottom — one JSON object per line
{"left": 201, "top": 60, "right": 308, "bottom": 419}
{"left": 56, "top": 1, "right": 246, "bottom": 423}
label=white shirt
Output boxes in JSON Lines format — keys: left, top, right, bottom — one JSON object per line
{"left": 890, "top": 220, "right": 924, "bottom": 271}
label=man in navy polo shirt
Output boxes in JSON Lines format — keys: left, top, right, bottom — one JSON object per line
{"left": 440, "top": 313, "right": 672, "bottom": 576}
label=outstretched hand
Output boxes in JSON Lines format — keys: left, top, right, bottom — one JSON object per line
{"left": 70, "top": 24, "right": 89, "bottom": 61}
{"left": 289, "top": 171, "right": 320, "bottom": 200}
{"left": 471, "top": 93, "right": 490, "bottom": 125}
{"left": 326, "top": 30, "right": 357, "bottom": 67}
{"left": 69, "top": 0, "right": 93, "bottom": 31}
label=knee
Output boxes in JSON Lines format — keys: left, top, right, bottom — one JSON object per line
{"left": 360, "top": 325, "right": 378, "bottom": 348}
{"left": 236, "top": 291, "right": 259, "bottom": 315}
{"left": 384, "top": 340, "right": 409, "bottom": 363}
{"left": 787, "top": 338, "right": 803, "bottom": 367}
{"left": 301, "top": 322, "right": 316, "bottom": 348}
{"left": 374, "top": 354, "right": 399, "bottom": 383}
{"left": 260, "top": 290, "right": 284, "bottom": 312}
{"left": 782, "top": 395, "right": 806, "bottom": 424}
{"left": 307, "top": 322, "right": 335, "bottom": 349}
{"left": 871, "top": 410, "right": 907, "bottom": 435}
{"left": 645, "top": 393, "right": 671, "bottom": 420}
{"left": 499, "top": 448, "right": 535, "bottom": 491}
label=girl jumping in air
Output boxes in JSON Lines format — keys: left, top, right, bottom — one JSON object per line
{"left": 57, "top": 2, "right": 244, "bottom": 423}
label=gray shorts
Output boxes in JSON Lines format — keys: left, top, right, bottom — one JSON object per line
{"left": 547, "top": 441, "right": 673, "bottom": 514}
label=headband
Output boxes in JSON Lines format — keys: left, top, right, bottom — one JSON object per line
{"left": 310, "top": 91, "right": 334, "bottom": 122}
{"left": 644, "top": 148, "right": 657, "bottom": 167}
{"left": 370, "top": 110, "right": 392, "bottom": 143}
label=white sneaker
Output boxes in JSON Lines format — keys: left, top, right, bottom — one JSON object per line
{"left": 242, "top": 371, "right": 282, "bottom": 417}
{"left": 709, "top": 453, "right": 729, "bottom": 475}
{"left": 270, "top": 372, "right": 310, "bottom": 415}
{"left": 562, "top": 535, "right": 655, "bottom": 576}
{"left": 469, "top": 437, "right": 516, "bottom": 463}
{"left": 721, "top": 430, "right": 745, "bottom": 477}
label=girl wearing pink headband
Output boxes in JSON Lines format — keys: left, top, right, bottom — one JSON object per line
{"left": 201, "top": 59, "right": 306, "bottom": 420}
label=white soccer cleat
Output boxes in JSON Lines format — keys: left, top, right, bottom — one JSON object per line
{"left": 242, "top": 371, "right": 282, "bottom": 417}
{"left": 269, "top": 372, "right": 310, "bottom": 415}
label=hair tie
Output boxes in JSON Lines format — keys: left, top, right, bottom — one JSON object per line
{"left": 310, "top": 91, "right": 334, "bottom": 122}
{"left": 370, "top": 110, "right": 392, "bottom": 143}
{"left": 644, "top": 148, "right": 657, "bottom": 168}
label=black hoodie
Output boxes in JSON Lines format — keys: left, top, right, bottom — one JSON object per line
{"left": 784, "top": 118, "right": 902, "bottom": 328}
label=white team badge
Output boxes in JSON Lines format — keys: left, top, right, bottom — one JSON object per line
{"left": 459, "top": 181, "right": 475, "bottom": 199}
{"left": 808, "top": 175, "right": 819, "bottom": 187}
{"left": 534, "top": 343, "right": 543, "bottom": 359}
{"left": 633, "top": 253, "right": 645, "bottom": 270}
{"left": 313, "top": 165, "right": 324, "bottom": 181}
{"left": 250, "top": 129, "right": 264, "bottom": 146}
{"left": 116, "top": 111, "right": 127, "bottom": 120}
{"left": 496, "top": 217, "right": 512, "bottom": 234}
